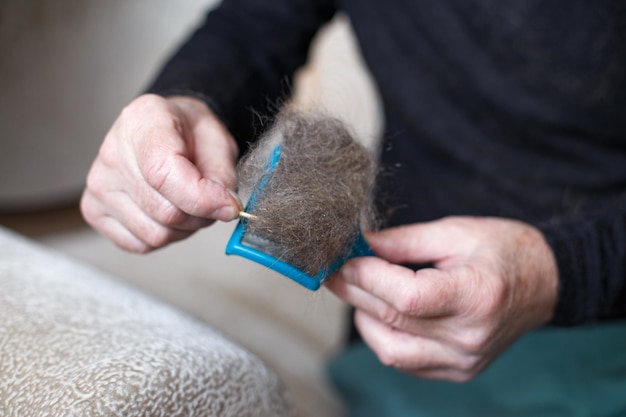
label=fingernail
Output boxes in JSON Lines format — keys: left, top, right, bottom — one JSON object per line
{"left": 226, "top": 189, "right": 243, "bottom": 210}
{"left": 211, "top": 205, "right": 238, "bottom": 221}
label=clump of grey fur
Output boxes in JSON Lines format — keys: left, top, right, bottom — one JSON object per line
{"left": 237, "top": 110, "right": 377, "bottom": 276}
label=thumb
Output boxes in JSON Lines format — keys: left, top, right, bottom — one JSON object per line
{"left": 366, "top": 218, "right": 471, "bottom": 265}
{"left": 192, "top": 111, "right": 240, "bottom": 197}
{"left": 171, "top": 96, "right": 242, "bottom": 215}
{"left": 193, "top": 124, "right": 243, "bottom": 217}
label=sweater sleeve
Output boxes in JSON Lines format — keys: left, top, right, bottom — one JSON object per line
{"left": 146, "top": 0, "right": 337, "bottom": 151}
{"left": 539, "top": 197, "right": 626, "bottom": 326}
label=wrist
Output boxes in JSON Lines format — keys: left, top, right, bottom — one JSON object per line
{"left": 521, "top": 223, "right": 560, "bottom": 325}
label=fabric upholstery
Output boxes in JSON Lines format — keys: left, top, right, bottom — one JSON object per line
{"left": 0, "top": 226, "right": 292, "bottom": 417}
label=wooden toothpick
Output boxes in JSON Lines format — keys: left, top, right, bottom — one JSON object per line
{"left": 238, "top": 211, "right": 258, "bottom": 220}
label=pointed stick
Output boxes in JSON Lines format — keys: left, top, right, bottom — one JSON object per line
{"left": 238, "top": 211, "right": 258, "bottom": 220}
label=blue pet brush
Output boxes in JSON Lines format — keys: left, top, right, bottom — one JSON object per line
{"left": 225, "top": 144, "right": 374, "bottom": 290}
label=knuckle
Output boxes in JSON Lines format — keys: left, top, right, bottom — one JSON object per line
{"left": 117, "top": 235, "right": 152, "bottom": 254}
{"left": 79, "top": 194, "right": 99, "bottom": 226}
{"left": 120, "top": 94, "right": 162, "bottom": 120}
{"left": 378, "top": 304, "right": 404, "bottom": 329}
{"left": 85, "top": 166, "right": 108, "bottom": 197}
{"left": 143, "top": 156, "right": 172, "bottom": 193}
{"left": 477, "top": 276, "right": 509, "bottom": 317}
{"left": 456, "top": 355, "right": 481, "bottom": 374}
{"left": 376, "top": 345, "right": 403, "bottom": 368}
{"left": 394, "top": 290, "right": 421, "bottom": 316}
{"left": 119, "top": 100, "right": 140, "bottom": 121}
{"left": 154, "top": 202, "right": 188, "bottom": 227}
{"left": 132, "top": 242, "right": 153, "bottom": 254}
{"left": 452, "top": 357, "right": 484, "bottom": 383}
{"left": 143, "top": 225, "right": 175, "bottom": 248}
{"left": 456, "top": 329, "right": 490, "bottom": 354}
{"left": 97, "top": 136, "right": 120, "bottom": 168}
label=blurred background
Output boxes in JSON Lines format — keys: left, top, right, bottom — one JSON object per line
{"left": 0, "top": 0, "right": 219, "bottom": 209}
{"left": 0, "top": 2, "right": 382, "bottom": 416}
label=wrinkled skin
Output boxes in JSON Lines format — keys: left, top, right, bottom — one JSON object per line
{"left": 82, "top": 95, "right": 559, "bottom": 383}
{"left": 81, "top": 94, "right": 241, "bottom": 253}
{"left": 326, "top": 216, "right": 558, "bottom": 382}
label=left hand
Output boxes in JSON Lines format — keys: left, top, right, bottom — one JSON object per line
{"left": 325, "top": 216, "right": 558, "bottom": 382}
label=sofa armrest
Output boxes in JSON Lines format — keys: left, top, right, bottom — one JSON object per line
{"left": 0, "top": 226, "right": 292, "bottom": 417}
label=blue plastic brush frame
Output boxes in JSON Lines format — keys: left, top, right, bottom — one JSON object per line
{"left": 225, "top": 144, "right": 374, "bottom": 291}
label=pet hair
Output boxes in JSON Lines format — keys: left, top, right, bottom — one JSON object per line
{"left": 236, "top": 109, "right": 378, "bottom": 276}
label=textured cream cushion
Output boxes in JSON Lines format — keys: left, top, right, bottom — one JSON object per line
{"left": 0, "top": 227, "right": 292, "bottom": 417}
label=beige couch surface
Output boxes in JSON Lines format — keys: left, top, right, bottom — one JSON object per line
{"left": 0, "top": 226, "right": 292, "bottom": 417}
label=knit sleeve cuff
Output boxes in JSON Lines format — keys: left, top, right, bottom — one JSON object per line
{"left": 538, "top": 204, "right": 626, "bottom": 326}
{"left": 540, "top": 222, "right": 591, "bottom": 326}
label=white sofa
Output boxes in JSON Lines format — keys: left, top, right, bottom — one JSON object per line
{"left": 0, "top": 226, "right": 292, "bottom": 416}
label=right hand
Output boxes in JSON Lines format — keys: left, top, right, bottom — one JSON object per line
{"left": 81, "top": 94, "right": 241, "bottom": 253}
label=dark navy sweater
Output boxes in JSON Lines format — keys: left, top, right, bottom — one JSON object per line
{"left": 149, "top": 0, "right": 626, "bottom": 326}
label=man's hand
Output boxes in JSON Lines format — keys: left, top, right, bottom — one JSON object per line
{"left": 81, "top": 94, "right": 241, "bottom": 253}
{"left": 326, "top": 216, "right": 558, "bottom": 382}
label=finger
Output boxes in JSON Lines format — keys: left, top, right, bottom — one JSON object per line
{"left": 108, "top": 191, "right": 194, "bottom": 248}
{"left": 366, "top": 219, "right": 477, "bottom": 266}
{"left": 354, "top": 310, "right": 463, "bottom": 374}
{"left": 339, "top": 257, "right": 462, "bottom": 317}
{"left": 89, "top": 163, "right": 215, "bottom": 233}
{"left": 356, "top": 310, "right": 482, "bottom": 382}
{"left": 82, "top": 194, "right": 150, "bottom": 253}
{"left": 99, "top": 216, "right": 152, "bottom": 253}
{"left": 188, "top": 110, "right": 239, "bottom": 193}
{"left": 82, "top": 190, "right": 192, "bottom": 251}
{"left": 325, "top": 272, "right": 387, "bottom": 315}
{"left": 326, "top": 273, "right": 448, "bottom": 339}
{"left": 136, "top": 124, "right": 240, "bottom": 221}
{"left": 407, "top": 368, "right": 477, "bottom": 383}
{"left": 128, "top": 183, "right": 215, "bottom": 232}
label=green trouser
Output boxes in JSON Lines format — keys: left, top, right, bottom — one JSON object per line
{"left": 328, "top": 321, "right": 626, "bottom": 417}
